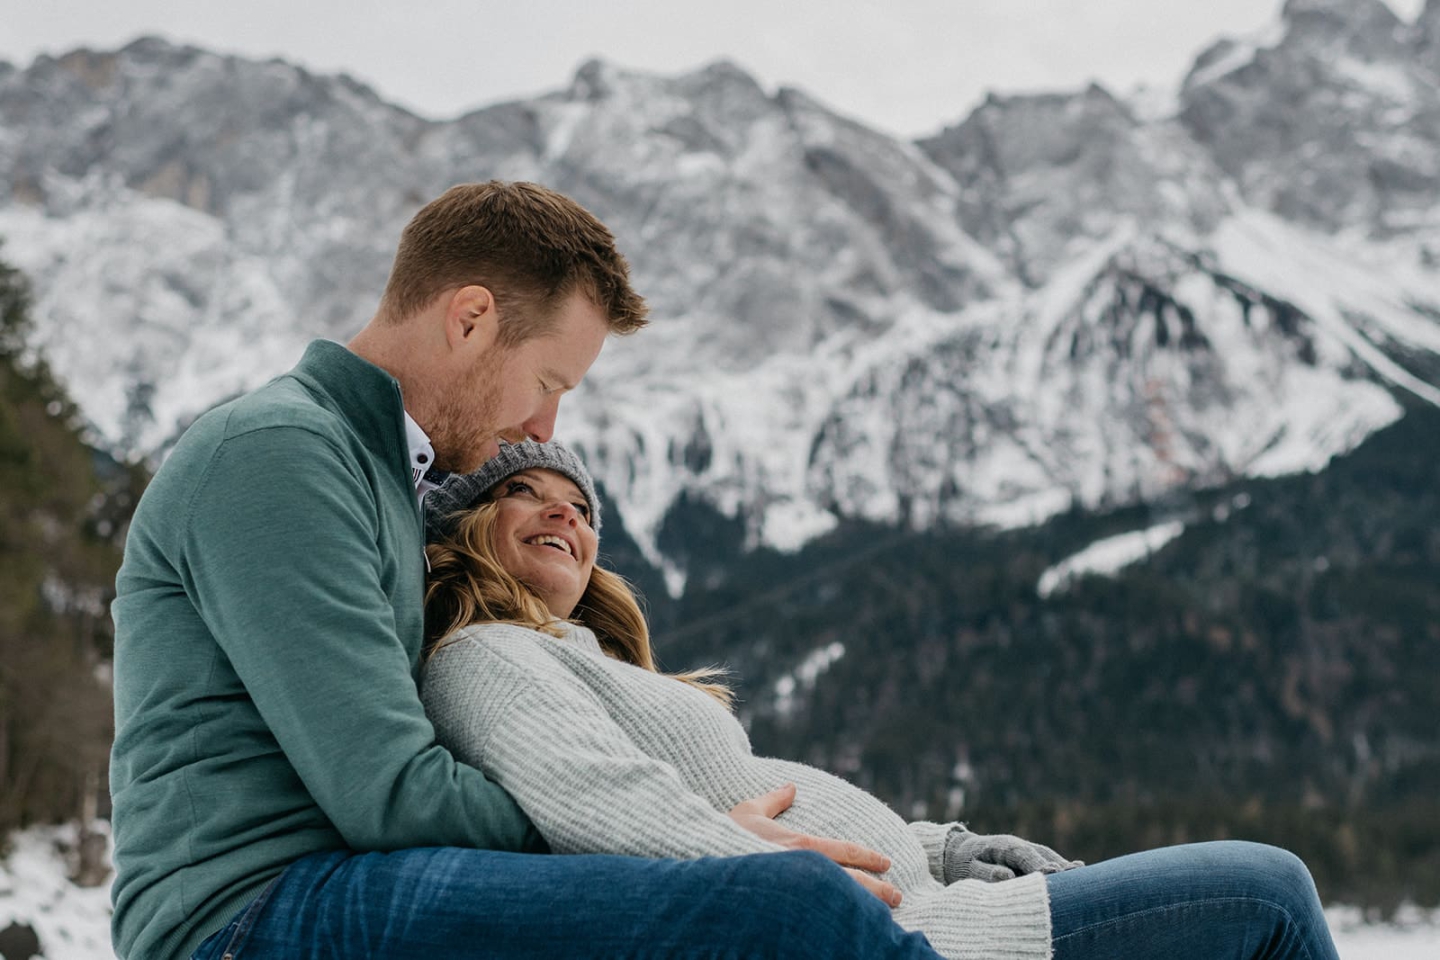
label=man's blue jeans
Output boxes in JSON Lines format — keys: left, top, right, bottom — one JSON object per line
{"left": 1048, "top": 841, "right": 1340, "bottom": 960}
{"left": 188, "top": 846, "right": 940, "bottom": 959}
{"left": 192, "top": 840, "right": 1337, "bottom": 959}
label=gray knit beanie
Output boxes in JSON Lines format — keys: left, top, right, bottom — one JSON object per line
{"left": 424, "top": 439, "right": 601, "bottom": 544}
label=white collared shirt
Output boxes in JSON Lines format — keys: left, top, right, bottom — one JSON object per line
{"left": 402, "top": 411, "right": 448, "bottom": 507}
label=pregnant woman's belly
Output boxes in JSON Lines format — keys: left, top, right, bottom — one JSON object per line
{"left": 747, "top": 756, "right": 936, "bottom": 891}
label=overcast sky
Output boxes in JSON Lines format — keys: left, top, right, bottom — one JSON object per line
{"left": 0, "top": 0, "right": 1427, "bottom": 137}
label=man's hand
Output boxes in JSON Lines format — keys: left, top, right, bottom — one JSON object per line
{"left": 729, "top": 783, "right": 902, "bottom": 907}
{"left": 943, "top": 830, "right": 1083, "bottom": 883}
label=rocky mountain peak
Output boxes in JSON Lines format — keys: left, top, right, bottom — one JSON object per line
{"left": 567, "top": 57, "right": 618, "bottom": 101}
{"left": 1, "top": 34, "right": 425, "bottom": 217}
{"left": 917, "top": 84, "right": 1229, "bottom": 287}
{"left": 1179, "top": 0, "right": 1439, "bottom": 234}
{"left": 1280, "top": 0, "right": 1409, "bottom": 61}
{"left": 50, "top": 47, "right": 122, "bottom": 92}
{"left": 925, "top": 83, "right": 1140, "bottom": 176}
{"left": 553, "top": 57, "right": 774, "bottom": 163}
{"left": 565, "top": 57, "right": 771, "bottom": 118}
{"left": 109, "top": 34, "right": 209, "bottom": 72}
{"left": 1282, "top": 0, "right": 1403, "bottom": 29}
{"left": 678, "top": 58, "right": 767, "bottom": 99}
{"left": 453, "top": 57, "right": 999, "bottom": 362}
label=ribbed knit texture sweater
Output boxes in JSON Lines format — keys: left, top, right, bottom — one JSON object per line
{"left": 422, "top": 622, "right": 1053, "bottom": 960}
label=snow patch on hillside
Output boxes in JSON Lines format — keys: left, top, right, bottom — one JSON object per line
{"left": 773, "top": 641, "right": 846, "bottom": 716}
{"left": 1037, "top": 521, "right": 1186, "bottom": 598}
{"left": 0, "top": 197, "right": 305, "bottom": 451}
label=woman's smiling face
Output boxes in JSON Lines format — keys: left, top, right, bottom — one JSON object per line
{"left": 487, "top": 468, "right": 598, "bottom": 619}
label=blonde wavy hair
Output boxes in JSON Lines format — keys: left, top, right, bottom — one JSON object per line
{"left": 425, "top": 499, "right": 732, "bottom": 706}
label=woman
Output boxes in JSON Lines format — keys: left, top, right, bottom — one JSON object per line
{"left": 421, "top": 440, "right": 1340, "bottom": 960}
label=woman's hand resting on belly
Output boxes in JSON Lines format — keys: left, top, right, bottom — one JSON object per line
{"left": 728, "top": 782, "right": 903, "bottom": 907}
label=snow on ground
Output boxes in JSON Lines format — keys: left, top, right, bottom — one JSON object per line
{"left": 1326, "top": 904, "right": 1440, "bottom": 959}
{"left": 2, "top": 824, "right": 1437, "bottom": 957}
{"left": 0, "top": 824, "right": 113, "bottom": 960}
{"left": 1037, "top": 520, "right": 1186, "bottom": 598}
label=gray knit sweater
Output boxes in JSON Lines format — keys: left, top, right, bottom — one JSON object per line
{"left": 421, "top": 622, "right": 1053, "bottom": 960}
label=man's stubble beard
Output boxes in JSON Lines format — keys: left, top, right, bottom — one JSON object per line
{"left": 429, "top": 347, "right": 506, "bottom": 474}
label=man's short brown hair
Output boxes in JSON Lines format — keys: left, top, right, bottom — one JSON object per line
{"left": 379, "top": 181, "right": 647, "bottom": 343}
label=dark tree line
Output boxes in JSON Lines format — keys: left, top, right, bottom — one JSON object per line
{"left": 0, "top": 248, "right": 140, "bottom": 883}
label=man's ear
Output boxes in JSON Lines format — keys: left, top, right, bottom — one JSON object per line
{"left": 444, "top": 285, "right": 500, "bottom": 352}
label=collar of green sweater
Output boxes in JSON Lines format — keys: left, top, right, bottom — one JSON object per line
{"left": 292, "top": 339, "right": 409, "bottom": 468}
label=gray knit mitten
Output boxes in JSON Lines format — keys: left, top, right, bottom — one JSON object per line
{"left": 943, "top": 829, "right": 1083, "bottom": 883}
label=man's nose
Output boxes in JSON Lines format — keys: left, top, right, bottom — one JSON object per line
{"left": 520, "top": 396, "right": 561, "bottom": 444}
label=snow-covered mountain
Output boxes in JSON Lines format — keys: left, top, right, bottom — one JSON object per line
{"left": 1, "top": 1, "right": 1437, "bottom": 586}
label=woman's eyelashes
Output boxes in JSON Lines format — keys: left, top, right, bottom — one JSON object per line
{"left": 502, "top": 479, "right": 590, "bottom": 523}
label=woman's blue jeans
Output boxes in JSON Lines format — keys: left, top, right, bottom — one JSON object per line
{"left": 188, "top": 847, "right": 940, "bottom": 959}
{"left": 192, "top": 840, "right": 1338, "bottom": 959}
{"left": 1047, "top": 841, "right": 1340, "bottom": 960}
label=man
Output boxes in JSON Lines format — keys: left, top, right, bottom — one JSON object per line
{"left": 110, "top": 181, "right": 941, "bottom": 959}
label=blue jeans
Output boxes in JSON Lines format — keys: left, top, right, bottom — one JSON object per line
{"left": 193, "top": 841, "right": 1337, "bottom": 959}
{"left": 188, "top": 846, "right": 941, "bottom": 959}
{"left": 1047, "top": 841, "right": 1340, "bottom": 959}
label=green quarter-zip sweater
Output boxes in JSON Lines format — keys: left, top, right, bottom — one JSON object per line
{"left": 109, "top": 340, "right": 540, "bottom": 960}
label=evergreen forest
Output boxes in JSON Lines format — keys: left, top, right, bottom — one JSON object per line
{"left": 0, "top": 251, "right": 140, "bottom": 881}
